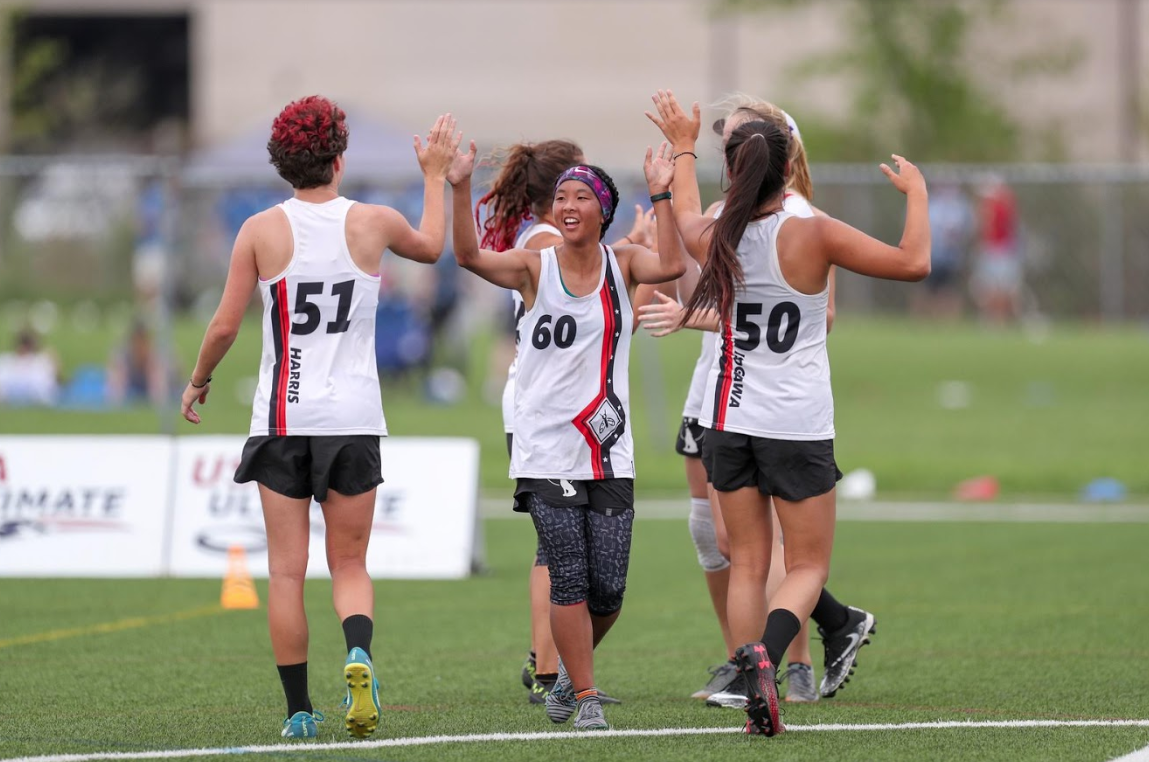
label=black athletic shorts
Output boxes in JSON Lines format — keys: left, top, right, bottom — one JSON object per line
{"left": 234, "top": 435, "right": 383, "bottom": 503}
{"left": 702, "top": 429, "right": 842, "bottom": 502}
{"left": 675, "top": 417, "right": 706, "bottom": 459}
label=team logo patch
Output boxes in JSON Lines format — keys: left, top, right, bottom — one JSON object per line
{"left": 585, "top": 399, "right": 624, "bottom": 445}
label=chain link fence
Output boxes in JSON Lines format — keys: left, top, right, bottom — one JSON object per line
{"left": 1, "top": 158, "right": 1146, "bottom": 325}
{"left": 808, "top": 164, "right": 1149, "bottom": 322}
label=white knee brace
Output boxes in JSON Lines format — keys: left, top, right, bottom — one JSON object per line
{"left": 688, "top": 497, "right": 730, "bottom": 572}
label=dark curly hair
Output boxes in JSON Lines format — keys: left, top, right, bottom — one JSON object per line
{"left": 555, "top": 164, "right": 619, "bottom": 241}
{"left": 267, "top": 95, "right": 349, "bottom": 189}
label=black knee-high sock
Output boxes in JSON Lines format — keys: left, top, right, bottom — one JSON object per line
{"left": 810, "top": 588, "right": 850, "bottom": 633}
{"left": 342, "top": 614, "right": 374, "bottom": 659}
{"left": 277, "top": 662, "right": 313, "bottom": 717}
{"left": 762, "top": 609, "right": 802, "bottom": 668}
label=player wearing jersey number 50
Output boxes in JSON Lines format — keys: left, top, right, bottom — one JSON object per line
{"left": 667, "top": 116, "right": 930, "bottom": 737}
{"left": 449, "top": 139, "right": 686, "bottom": 730}
{"left": 180, "top": 95, "right": 464, "bottom": 740}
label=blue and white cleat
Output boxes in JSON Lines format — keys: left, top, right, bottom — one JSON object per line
{"left": 281, "top": 710, "right": 324, "bottom": 739}
{"left": 343, "top": 647, "right": 382, "bottom": 738}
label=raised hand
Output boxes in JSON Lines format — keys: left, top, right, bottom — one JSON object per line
{"left": 879, "top": 154, "right": 927, "bottom": 196}
{"left": 644, "top": 141, "right": 675, "bottom": 194}
{"left": 414, "top": 114, "right": 462, "bottom": 180}
{"left": 448, "top": 139, "right": 478, "bottom": 186}
{"left": 622, "top": 204, "right": 656, "bottom": 248}
{"left": 644, "top": 89, "right": 701, "bottom": 149}
{"left": 637, "top": 291, "right": 686, "bottom": 337}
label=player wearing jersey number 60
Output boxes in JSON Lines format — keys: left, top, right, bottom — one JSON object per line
{"left": 449, "top": 139, "right": 686, "bottom": 730}
{"left": 653, "top": 106, "right": 929, "bottom": 737}
{"left": 181, "top": 96, "right": 464, "bottom": 740}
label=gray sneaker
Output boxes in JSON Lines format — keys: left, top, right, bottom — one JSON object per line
{"left": 704, "top": 673, "right": 748, "bottom": 708}
{"left": 780, "top": 663, "right": 819, "bottom": 703}
{"left": 573, "top": 694, "right": 609, "bottom": 730}
{"left": 544, "top": 660, "right": 576, "bottom": 723}
{"left": 692, "top": 660, "right": 739, "bottom": 699}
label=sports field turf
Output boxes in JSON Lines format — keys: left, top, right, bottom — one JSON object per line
{"left": 2, "top": 516, "right": 1148, "bottom": 762}
{"left": 1, "top": 315, "right": 1147, "bottom": 499}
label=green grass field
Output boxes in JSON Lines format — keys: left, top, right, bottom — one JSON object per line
{"left": 1, "top": 313, "right": 1147, "bottom": 498}
{"left": 2, "top": 517, "right": 1148, "bottom": 761}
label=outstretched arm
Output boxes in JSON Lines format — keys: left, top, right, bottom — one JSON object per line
{"left": 449, "top": 143, "right": 535, "bottom": 293}
{"left": 617, "top": 142, "right": 688, "bottom": 285}
{"left": 815, "top": 155, "right": 930, "bottom": 281}
{"left": 646, "top": 89, "right": 712, "bottom": 263}
{"left": 637, "top": 292, "right": 720, "bottom": 336}
{"left": 384, "top": 114, "right": 462, "bottom": 263}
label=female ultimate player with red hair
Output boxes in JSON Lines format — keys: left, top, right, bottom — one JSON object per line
{"left": 181, "top": 96, "right": 462, "bottom": 740}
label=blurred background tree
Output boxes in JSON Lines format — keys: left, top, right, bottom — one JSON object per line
{"left": 716, "top": 0, "right": 1083, "bottom": 161}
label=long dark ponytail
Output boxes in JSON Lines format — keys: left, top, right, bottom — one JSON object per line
{"left": 684, "top": 120, "right": 790, "bottom": 323}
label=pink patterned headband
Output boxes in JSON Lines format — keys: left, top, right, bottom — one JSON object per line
{"left": 555, "top": 165, "right": 614, "bottom": 222}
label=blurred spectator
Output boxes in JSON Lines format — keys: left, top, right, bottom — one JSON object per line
{"left": 915, "top": 183, "right": 973, "bottom": 319}
{"left": 132, "top": 179, "right": 167, "bottom": 314}
{"left": 971, "top": 175, "right": 1023, "bottom": 325}
{"left": 0, "top": 329, "right": 60, "bottom": 406}
{"left": 107, "top": 320, "right": 175, "bottom": 406}
{"left": 374, "top": 258, "right": 430, "bottom": 383}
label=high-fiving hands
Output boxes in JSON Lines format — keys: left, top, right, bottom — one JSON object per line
{"left": 644, "top": 141, "right": 676, "bottom": 194}
{"left": 645, "top": 89, "right": 701, "bottom": 149}
{"left": 414, "top": 114, "right": 463, "bottom": 180}
{"left": 448, "top": 139, "right": 478, "bottom": 186}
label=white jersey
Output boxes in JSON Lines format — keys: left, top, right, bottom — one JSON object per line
{"left": 248, "top": 197, "right": 387, "bottom": 437}
{"left": 699, "top": 210, "right": 833, "bottom": 440}
{"left": 682, "top": 193, "right": 814, "bottom": 420}
{"left": 682, "top": 316, "right": 718, "bottom": 420}
{"left": 511, "top": 245, "right": 634, "bottom": 480}
{"left": 502, "top": 222, "right": 561, "bottom": 433}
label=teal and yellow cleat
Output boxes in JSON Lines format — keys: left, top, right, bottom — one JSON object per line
{"left": 281, "top": 710, "right": 324, "bottom": 739}
{"left": 343, "top": 647, "right": 382, "bottom": 738}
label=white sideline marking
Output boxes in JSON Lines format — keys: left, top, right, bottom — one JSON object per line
{"left": 1110, "top": 741, "right": 1149, "bottom": 761}
{"left": 481, "top": 498, "right": 1149, "bottom": 523}
{"left": 6, "top": 720, "right": 1149, "bottom": 762}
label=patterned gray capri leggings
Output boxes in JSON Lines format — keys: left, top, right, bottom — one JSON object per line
{"left": 524, "top": 493, "right": 635, "bottom": 617}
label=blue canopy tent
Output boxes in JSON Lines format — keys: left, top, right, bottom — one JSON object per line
{"left": 181, "top": 108, "right": 424, "bottom": 187}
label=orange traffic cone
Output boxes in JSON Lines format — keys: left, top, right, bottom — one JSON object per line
{"left": 221, "top": 545, "right": 260, "bottom": 609}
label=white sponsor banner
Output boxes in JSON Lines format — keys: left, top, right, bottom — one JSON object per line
{"left": 168, "top": 436, "right": 480, "bottom": 579}
{"left": 0, "top": 436, "right": 172, "bottom": 576}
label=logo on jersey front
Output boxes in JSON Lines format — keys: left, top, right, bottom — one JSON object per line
{"left": 584, "top": 399, "right": 624, "bottom": 445}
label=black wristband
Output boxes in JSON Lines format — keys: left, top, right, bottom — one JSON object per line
{"left": 673, "top": 151, "right": 698, "bottom": 161}
{"left": 190, "top": 375, "right": 212, "bottom": 389}
{"left": 650, "top": 191, "right": 672, "bottom": 203}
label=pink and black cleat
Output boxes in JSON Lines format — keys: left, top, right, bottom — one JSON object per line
{"left": 734, "top": 642, "right": 784, "bottom": 737}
